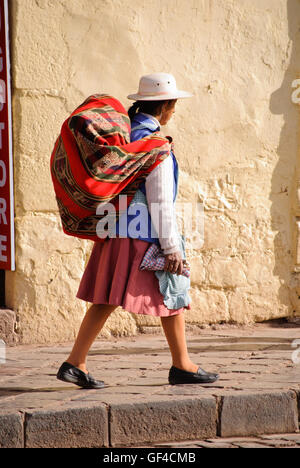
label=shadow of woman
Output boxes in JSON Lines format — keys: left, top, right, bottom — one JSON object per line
{"left": 269, "top": 0, "right": 300, "bottom": 319}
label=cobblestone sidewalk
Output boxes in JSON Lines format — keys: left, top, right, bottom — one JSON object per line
{"left": 134, "top": 433, "right": 300, "bottom": 448}
{"left": 0, "top": 322, "right": 300, "bottom": 447}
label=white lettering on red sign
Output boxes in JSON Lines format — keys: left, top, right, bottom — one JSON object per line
{"left": 0, "top": 122, "right": 4, "bottom": 148}
{"left": 0, "top": 160, "right": 6, "bottom": 187}
{"left": 0, "top": 0, "right": 15, "bottom": 271}
{"left": 0, "top": 235, "right": 7, "bottom": 262}
{"left": 0, "top": 78, "right": 5, "bottom": 111}
{"left": 0, "top": 198, "right": 7, "bottom": 224}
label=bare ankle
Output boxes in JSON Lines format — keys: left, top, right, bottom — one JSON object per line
{"left": 66, "top": 359, "right": 88, "bottom": 374}
{"left": 172, "top": 360, "right": 198, "bottom": 373}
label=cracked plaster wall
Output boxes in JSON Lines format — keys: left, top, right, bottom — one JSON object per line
{"left": 5, "top": 0, "right": 300, "bottom": 344}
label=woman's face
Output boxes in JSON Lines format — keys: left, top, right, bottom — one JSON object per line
{"left": 159, "top": 100, "right": 177, "bottom": 125}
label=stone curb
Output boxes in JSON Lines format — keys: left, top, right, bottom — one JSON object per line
{"left": 25, "top": 404, "right": 109, "bottom": 448}
{"left": 219, "top": 390, "right": 299, "bottom": 437}
{"left": 0, "top": 412, "right": 24, "bottom": 448}
{"left": 109, "top": 397, "right": 217, "bottom": 447}
{"left": 0, "top": 390, "right": 299, "bottom": 448}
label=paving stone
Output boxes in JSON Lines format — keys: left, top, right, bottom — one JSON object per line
{"left": 251, "top": 438, "right": 296, "bottom": 448}
{"left": 25, "top": 405, "right": 109, "bottom": 448}
{"left": 157, "top": 385, "right": 218, "bottom": 397}
{"left": 134, "top": 435, "right": 300, "bottom": 449}
{"left": 220, "top": 391, "right": 299, "bottom": 437}
{"left": 261, "top": 433, "right": 300, "bottom": 443}
{"left": 195, "top": 441, "right": 238, "bottom": 448}
{"left": 110, "top": 397, "right": 217, "bottom": 447}
{"left": 150, "top": 439, "right": 205, "bottom": 448}
{"left": 232, "top": 442, "right": 272, "bottom": 448}
{"left": 206, "top": 436, "right": 262, "bottom": 444}
{"left": 0, "top": 412, "right": 24, "bottom": 448}
{"left": 1, "top": 326, "right": 300, "bottom": 447}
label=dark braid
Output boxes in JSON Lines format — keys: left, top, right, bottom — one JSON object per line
{"left": 128, "top": 101, "right": 141, "bottom": 121}
{"left": 128, "top": 100, "right": 171, "bottom": 122}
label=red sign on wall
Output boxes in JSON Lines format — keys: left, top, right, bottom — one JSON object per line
{"left": 0, "top": 0, "right": 15, "bottom": 271}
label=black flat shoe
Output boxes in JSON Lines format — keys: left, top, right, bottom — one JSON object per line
{"left": 56, "top": 361, "right": 105, "bottom": 389}
{"left": 168, "top": 365, "right": 219, "bottom": 385}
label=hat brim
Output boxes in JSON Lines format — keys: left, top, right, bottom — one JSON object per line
{"left": 127, "top": 90, "right": 193, "bottom": 101}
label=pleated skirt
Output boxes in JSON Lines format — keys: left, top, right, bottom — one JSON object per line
{"left": 76, "top": 237, "right": 189, "bottom": 317}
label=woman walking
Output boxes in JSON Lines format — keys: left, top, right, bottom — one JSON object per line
{"left": 56, "top": 73, "right": 219, "bottom": 389}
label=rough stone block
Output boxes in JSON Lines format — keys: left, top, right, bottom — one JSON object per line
{"left": 8, "top": 0, "right": 300, "bottom": 342}
{"left": 190, "top": 255, "right": 206, "bottom": 285}
{"left": 0, "top": 309, "right": 18, "bottom": 345}
{"left": 227, "top": 289, "right": 289, "bottom": 324}
{"left": 187, "top": 288, "right": 229, "bottom": 323}
{"left": 102, "top": 308, "right": 139, "bottom": 337}
{"left": 110, "top": 397, "right": 217, "bottom": 447}
{"left": 12, "top": 0, "right": 68, "bottom": 89}
{"left": 13, "top": 96, "right": 68, "bottom": 214}
{"left": 220, "top": 391, "right": 298, "bottom": 437}
{"left": 0, "top": 412, "right": 24, "bottom": 448}
{"left": 206, "top": 256, "right": 248, "bottom": 288}
{"left": 25, "top": 405, "right": 109, "bottom": 448}
{"left": 202, "top": 215, "right": 234, "bottom": 251}
{"left": 6, "top": 213, "right": 89, "bottom": 344}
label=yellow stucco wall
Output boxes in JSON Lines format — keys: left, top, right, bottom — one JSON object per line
{"left": 5, "top": 0, "right": 300, "bottom": 344}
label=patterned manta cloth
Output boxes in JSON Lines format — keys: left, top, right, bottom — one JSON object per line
{"left": 140, "top": 233, "right": 191, "bottom": 309}
{"left": 139, "top": 242, "right": 190, "bottom": 278}
{"left": 50, "top": 94, "right": 171, "bottom": 241}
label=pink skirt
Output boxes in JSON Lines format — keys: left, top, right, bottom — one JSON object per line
{"left": 76, "top": 237, "right": 189, "bottom": 317}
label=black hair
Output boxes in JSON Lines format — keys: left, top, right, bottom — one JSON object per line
{"left": 128, "top": 100, "right": 172, "bottom": 122}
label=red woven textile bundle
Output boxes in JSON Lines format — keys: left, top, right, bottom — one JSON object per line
{"left": 50, "top": 94, "right": 171, "bottom": 242}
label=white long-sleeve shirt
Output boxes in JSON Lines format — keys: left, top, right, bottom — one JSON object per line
{"left": 145, "top": 155, "right": 180, "bottom": 255}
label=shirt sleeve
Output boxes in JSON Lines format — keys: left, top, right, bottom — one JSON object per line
{"left": 145, "top": 155, "right": 180, "bottom": 255}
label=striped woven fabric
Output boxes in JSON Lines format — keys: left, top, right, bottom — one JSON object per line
{"left": 139, "top": 242, "right": 190, "bottom": 278}
{"left": 50, "top": 94, "right": 171, "bottom": 241}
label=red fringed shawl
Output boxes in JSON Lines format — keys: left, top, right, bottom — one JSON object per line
{"left": 50, "top": 94, "right": 171, "bottom": 242}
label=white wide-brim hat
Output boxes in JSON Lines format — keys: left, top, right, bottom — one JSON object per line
{"left": 127, "top": 73, "right": 193, "bottom": 101}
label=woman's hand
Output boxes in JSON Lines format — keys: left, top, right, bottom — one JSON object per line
{"left": 164, "top": 251, "right": 184, "bottom": 275}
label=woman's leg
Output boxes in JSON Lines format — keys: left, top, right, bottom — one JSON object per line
{"left": 66, "top": 304, "right": 117, "bottom": 374}
{"left": 160, "top": 312, "right": 199, "bottom": 373}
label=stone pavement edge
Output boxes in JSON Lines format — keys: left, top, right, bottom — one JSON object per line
{"left": 0, "top": 322, "right": 300, "bottom": 448}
